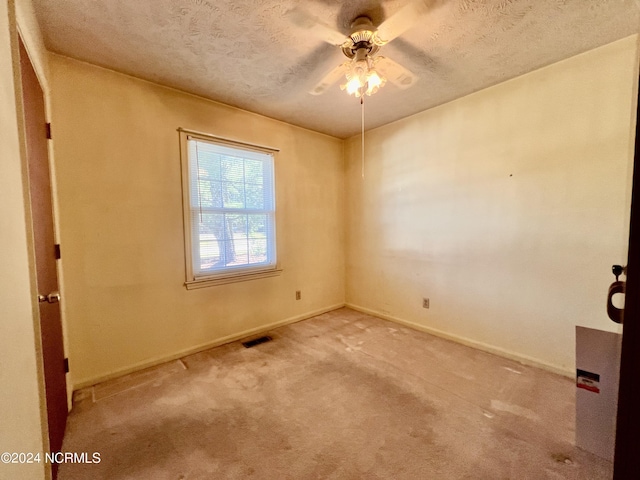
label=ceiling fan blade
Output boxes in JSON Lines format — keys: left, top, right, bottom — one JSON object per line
{"left": 310, "top": 62, "right": 349, "bottom": 95}
{"left": 375, "top": 56, "right": 417, "bottom": 90}
{"left": 375, "top": 0, "right": 440, "bottom": 44}
{"left": 287, "top": 7, "right": 347, "bottom": 46}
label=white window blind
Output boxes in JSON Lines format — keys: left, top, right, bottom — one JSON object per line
{"left": 186, "top": 136, "right": 276, "bottom": 279}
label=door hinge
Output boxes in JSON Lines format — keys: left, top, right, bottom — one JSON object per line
{"left": 46, "top": 122, "right": 52, "bottom": 139}
{"left": 54, "top": 244, "right": 61, "bottom": 259}
{"left": 64, "top": 358, "right": 69, "bottom": 373}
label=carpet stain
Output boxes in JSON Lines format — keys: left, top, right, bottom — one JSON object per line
{"left": 503, "top": 366, "right": 523, "bottom": 375}
{"left": 551, "top": 453, "right": 574, "bottom": 465}
{"left": 490, "top": 399, "right": 539, "bottom": 422}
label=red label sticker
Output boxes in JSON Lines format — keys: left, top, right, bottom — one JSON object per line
{"left": 576, "top": 369, "right": 600, "bottom": 394}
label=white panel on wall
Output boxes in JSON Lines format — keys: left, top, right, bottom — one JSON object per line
{"left": 575, "top": 326, "right": 622, "bottom": 460}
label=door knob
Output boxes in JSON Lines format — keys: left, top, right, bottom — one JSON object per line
{"left": 38, "top": 291, "right": 60, "bottom": 304}
{"left": 47, "top": 292, "right": 61, "bottom": 303}
{"left": 607, "top": 281, "right": 625, "bottom": 324}
{"left": 607, "top": 265, "right": 626, "bottom": 324}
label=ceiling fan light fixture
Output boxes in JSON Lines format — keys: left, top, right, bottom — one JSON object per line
{"left": 343, "top": 75, "right": 363, "bottom": 96}
{"left": 306, "top": 12, "right": 419, "bottom": 97}
{"left": 340, "top": 51, "right": 387, "bottom": 98}
{"left": 365, "top": 69, "right": 385, "bottom": 96}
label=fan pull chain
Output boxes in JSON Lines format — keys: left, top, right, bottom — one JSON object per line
{"left": 361, "top": 96, "right": 365, "bottom": 178}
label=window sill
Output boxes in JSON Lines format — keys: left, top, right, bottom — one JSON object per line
{"left": 185, "top": 268, "right": 283, "bottom": 290}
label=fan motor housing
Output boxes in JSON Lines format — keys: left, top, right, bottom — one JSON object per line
{"left": 341, "top": 16, "right": 380, "bottom": 58}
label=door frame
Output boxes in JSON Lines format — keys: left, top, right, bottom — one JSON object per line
{"left": 3, "top": 3, "right": 55, "bottom": 479}
{"left": 613, "top": 71, "right": 640, "bottom": 478}
{"left": 13, "top": 19, "right": 69, "bottom": 479}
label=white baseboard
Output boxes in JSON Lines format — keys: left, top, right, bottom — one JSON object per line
{"left": 73, "top": 303, "right": 346, "bottom": 390}
{"left": 346, "top": 303, "right": 573, "bottom": 378}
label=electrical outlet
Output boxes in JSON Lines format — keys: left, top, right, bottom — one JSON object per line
{"left": 423, "top": 298, "right": 429, "bottom": 309}
{"left": 296, "top": 290, "right": 301, "bottom": 300}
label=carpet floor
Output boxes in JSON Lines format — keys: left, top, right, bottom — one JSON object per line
{"left": 59, "top": 308, "right": 612, "bottom": 479}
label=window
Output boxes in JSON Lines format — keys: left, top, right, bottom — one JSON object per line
{"left": 179, "top": 129, "right": 280, "bottom": 288}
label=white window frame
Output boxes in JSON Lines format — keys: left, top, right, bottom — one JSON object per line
{"left": 178, "top": 128, "right": 281, "bottom": 289}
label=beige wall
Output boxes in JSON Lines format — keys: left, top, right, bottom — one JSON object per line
{"left": 345, "top": 36, "right": 638, "bottom": 375}
{"left": 49, "top": 55, "right": 346, "bottom": 387}
{"left": 0, "top": 0, "right": 48, "bottom": 478}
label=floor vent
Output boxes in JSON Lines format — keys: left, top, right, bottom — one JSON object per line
{"left": 242, "top": 336, "right": 273, "bottom": 348}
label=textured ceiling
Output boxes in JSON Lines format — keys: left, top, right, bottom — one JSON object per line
{"left": 34, "top": 0, "right": 639, "bottom": 138}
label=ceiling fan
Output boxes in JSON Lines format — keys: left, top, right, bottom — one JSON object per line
{"left": 291, "top": 0, "right": 441, "bottom": 98}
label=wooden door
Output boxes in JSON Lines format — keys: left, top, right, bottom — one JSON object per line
{"left": 18, "top": 37, "right": 68, "bottom": 474}
{"left": 613, "top": 76, "right": 640, "bottom": 477}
